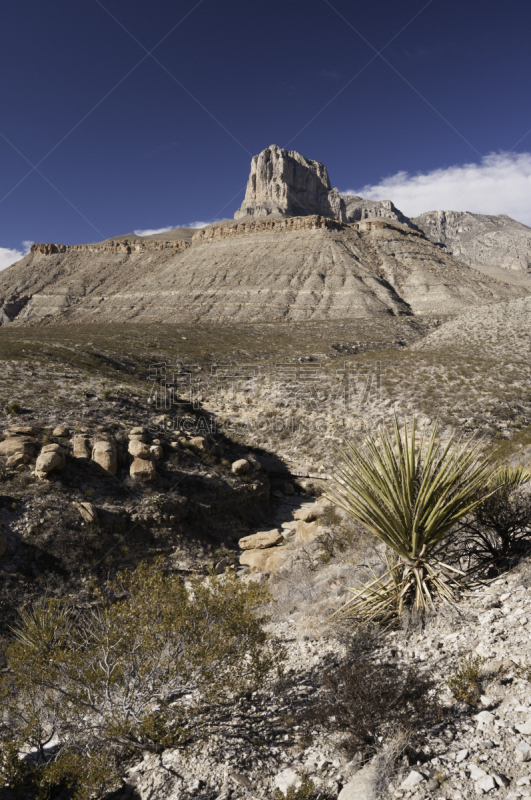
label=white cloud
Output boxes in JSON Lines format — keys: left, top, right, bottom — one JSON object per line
{"left": 133, "top": 225, "right": 175, "bottom": 236}
{"left": 134, "top": 219, "right": 227, "bottom": 236}
{"left": 344, "top": 152, "right": 531, "bottom": 225}
{"left": 0, "top": 241, "right": 34, "bottom": 272}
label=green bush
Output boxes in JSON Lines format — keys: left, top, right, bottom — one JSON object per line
{"left": 6, "top": 401, "right": 21, "bottom": 414}
{"left": 1, "top": 561, "right": 282, "bottom": 799}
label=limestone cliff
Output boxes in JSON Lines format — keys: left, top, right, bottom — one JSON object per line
{"left": 413, "top": 210, "right": 531, "bottom": 274}
{"left": 234, "top": 145, "right": 347, "bottom": 221}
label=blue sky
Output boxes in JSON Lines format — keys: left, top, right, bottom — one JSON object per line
{"left": 1, "top": 0, "right": 531, "bottom": 267}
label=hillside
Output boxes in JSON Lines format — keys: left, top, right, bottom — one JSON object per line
{"left": 0, "top": 216, "right": 527, "bottom": 326}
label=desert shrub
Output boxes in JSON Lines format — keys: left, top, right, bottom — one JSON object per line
{"left": 316, "top": 507, "right": 364, "bottom": 563}
{"left": 1, "top": 562, "right": 282, "bottom": 799}
{"left": 447, "top": 654, "right": 486, "bottom": 705}
{"left": 301, "top": 658, "right": 441, "bottom": 756}
{"left": 6, "top": 401, "right": 21, "bottom": 414}
{"left": 456, "top": 470, "right": 531, "bottom": 573}
{"left": 274, "top": 775, "right": 325, "bottom": 800}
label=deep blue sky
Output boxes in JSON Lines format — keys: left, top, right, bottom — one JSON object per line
{"left": 1, "top": 0, "right": 530, "bottom": 250}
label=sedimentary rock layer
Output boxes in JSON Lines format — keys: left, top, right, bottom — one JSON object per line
{"left": 0, "top": 217, "right": 526, "bottom": 326}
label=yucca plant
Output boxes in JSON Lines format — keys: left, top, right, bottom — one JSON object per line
{"left": 328, "top": 418, "right": 499, "bottom": 622}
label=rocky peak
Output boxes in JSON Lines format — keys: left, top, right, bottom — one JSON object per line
{"left": 234, "top": 144, "right": 347, "bottom": 221}
{"left": 234, "top": 145, "right": 418, "bottom": 229}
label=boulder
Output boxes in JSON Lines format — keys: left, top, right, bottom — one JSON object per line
{"left": 190, "top": 436, "right": 208, "bottom": 451}
{"left": 294, "top": 506, "right": 320, "bottom": 522}
{"left": 6, "top": 453, "right": 30, "bottom": 469}
{"left": 0, "top": 437, "right": 35, "bottom": 458}
{"left": 72, "top": 436, "right": 91, "bottom": 460}
{"left": 72, "top": 501, "right": 98, "bottom": 524}
{"left": 7, "top": 426, "right": 39, "bottom": 436}
{"left": 239, "top": 545, "right": 290, "bottom": 573}
{"left": 232, "top": 458, "right": 250, "bottom": 476}
{"left": 52, "top": 426, "right": 69, "bottom": 437}
{"left": 239, "top": 529, "right": 283, "bottom": 550}
{"left": 295, "top": 519, "right": 319, "bottom": 543}
{"left": 128, "top": 439, "right": 151, "bottom": 459}
{"left": 338, "top": 763, "right": 378, "bottom": 800}
{"left": 130, "top": 457, "right": 156, "bottom": 481}
{"left": 129, "top": 427, "right": 146, "bottom": 438}
{"left": 284, "top": 482, "right": 295, "bottom": 495}
{"left": 150, "top": 445, "right": 163, "bottom": 460}
{"left": 35, "top": 445, "right": 65, "bottom": 479}
{"left": 92, "top": 440, "right": 117, "bottom": 476}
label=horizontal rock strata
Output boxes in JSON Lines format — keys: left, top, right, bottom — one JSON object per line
{"left": 0, "top": 216, "right": 527, "bottom": 325}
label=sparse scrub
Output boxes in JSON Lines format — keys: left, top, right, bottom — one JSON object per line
{"left": 1, "top": 561, "right": 282, "bottom": 799}
{"left": 456, "top": 466, "right": 531, "bottom": 573}
{"left": 447, "top": 653, "right": 486, "bottom": 705}
{"left": 300, "top": 657, "right": 441, "bottom": 756}
{"left": 6, "top": 400, "right": 21, "bottom": 414}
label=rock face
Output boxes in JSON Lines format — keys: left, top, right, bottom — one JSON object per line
{"left": 234, "top": 144, "right": 347, "bottom": 221}
{"left": 413, "top": 210, "right": 531, "bottom": 274}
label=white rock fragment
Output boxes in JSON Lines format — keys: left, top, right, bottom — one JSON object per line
{"left": 399, "top": 770, "right": 425, "bottom": 789}
{"left": 515, "top": 741, "right": 531, "bottom": 762}
{"left": 274, "top": 769, "right": 301, "bottom": 796}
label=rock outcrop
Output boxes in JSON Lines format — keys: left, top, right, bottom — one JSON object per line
{"left": 413, "top": 210, "right": 531, "bottom": 274}
{"left": 234, "top": 144, "right": 347, "bottom": 221}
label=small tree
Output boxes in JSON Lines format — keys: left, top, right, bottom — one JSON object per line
{"left": 1, "top": 561, "right": 282, "bottom": 798}
{"left": 328, "top": 418, "right": 498, "bottom": 622}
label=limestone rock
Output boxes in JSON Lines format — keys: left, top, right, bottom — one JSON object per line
{"left": 338, "top": 763, "right": 378, "bottom": 800}
{"left": 274, "top": 769, "right": 301, "bottom": 796}
{"left": 0, "top": 437, "right": 35, "bottom": 458}
{"left": 294, "top": 505, "right": 322, "bottom": 522}
{"left": 190, "top": 436, "right": 208, "bottom": 451}
{"left": 6, "top": 453, "right": 30, "bottom": 469}
{"left": 7, "top": 425, "right": 39, "bottom": 436}
{"left": 239, "top": 529, "right": 283, "bottom": 550}
{"left": 52, "top": 425, "right": 69, "bottom": 437}
{"left": 72, "top": 436, "right": 91, "bottom": 460}
{"left": 235, "top": 144, "right": 347, "bottom": 221}
{"left": 92, "top": 439, "right": 117, "bottom": 476}
{"left": 35, "top": 445, "right": 65, "bottom": 479}
{"left": 231, "top": 458, "right": 250, "bottom": 476}
{"left": 414, "top": 209, "right": 531, "bottom": 275}
{"left": 72, "top": 501, "right": 98, "bottom": 524}
{"left": 130, "top": 457, "right": 156, "bottom": 481}
{"left": 239, "top": 545, "right": 290, "bottom": 573}
{"left": 150, "top": 445, "right": 163, "bottom": 460}
{"left": 128, "top": 439, "right": 151, "bottom": 459}
{"left": 295, "top": 519, "right": 319, "bottom": 543}
{"left": 1, "top": 147, "right": 527, "bottom": 327}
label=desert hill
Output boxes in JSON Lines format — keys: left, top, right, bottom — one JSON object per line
{"left": 0, "top": 215, "right": 527, "bottom": 326}
{"left": 0, "top": 145, "right": 529, "bottom": 326}
{"left": 413, "top": 209, "right": 531, "bottom": 281}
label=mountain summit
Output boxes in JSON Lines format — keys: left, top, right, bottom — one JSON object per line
{"left": 235, "top": 144, "right": 413, "bottom": 229}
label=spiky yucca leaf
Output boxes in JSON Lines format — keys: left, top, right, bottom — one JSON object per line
{"left": 328, "top": 418, "right": 498, "bottom": 619}
{"left": 11, "top": 603, "right": 71, "bottom": 651}
{"left": 490, "top": 465, "right": 531, "bottom": 490}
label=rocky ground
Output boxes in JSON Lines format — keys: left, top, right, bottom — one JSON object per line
{"left": 2, "top": 315, "right": 531, "bottom": 799}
